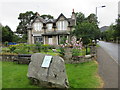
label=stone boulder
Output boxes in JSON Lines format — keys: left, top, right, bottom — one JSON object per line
{"left": 85, "top": 55, "right": 92, "bottom": 59}
{"left": 27, "top": 53, "right": 69, "bottom": 88}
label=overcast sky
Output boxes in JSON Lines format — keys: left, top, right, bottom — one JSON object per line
{"left": 0, "top": 0, "right": 119, "bottom": 31}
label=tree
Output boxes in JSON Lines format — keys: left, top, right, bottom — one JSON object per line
{"left": 0, "top": 23, "right": 2, "bottom": 42}
{"left": 17, "top": 11, "right": 54, "bottom": 35}
{"left": 86, "top": 13, "right": 98, "bottom": 25}
{"left": 1, "top": 25, "right": 22, "bottom": 43}
{"left": 17, "top": 11, "right": 35, "bottom": 34}
{"left": 114, "top": 18, "right": 120, "bottom": 42}
{"left": 2, "top": 25, "right": 13, "bottom": 42}
{"left": 40, "top": 14, "right": 54, "bottom": 20}
{"left": 73, "top": 21, "right": 100, "bottom": 45}
{"left": 5, "top": 26, "right": 14, "bottom": 40}
{"left": 101, "top": 30, "right": 114, "bottom": 42}
{"left": 72, "top": 12, "right": 100, "bottom": 45}
{"left": 75, "top": 12, "right": 85, "bottom": 25}
{"left": 101, "top": 23, "right": 119, "bottom": 43}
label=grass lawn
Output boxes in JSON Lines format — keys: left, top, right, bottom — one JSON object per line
{"left": 0, "top": 61, "right": 2, "bottom": 89}
{"left": 2, "top": 61, "right": 39, "bottom": 88}
{"left": 1, "top": 61, "right": 102, "bottom": 88}
{"left": 66, "top": 61, "right": 103, "bottom": 88}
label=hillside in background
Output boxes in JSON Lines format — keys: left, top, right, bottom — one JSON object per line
{"left": 0, "top": 23, "right": 2, "bottom": 27}
{"left": 100, "top": 26, "right": 109, "bottom": 32}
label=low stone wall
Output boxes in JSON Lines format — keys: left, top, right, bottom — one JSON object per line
{"left": 14, "top": 57, "right": 31, "bottom": 64}
{"left": 65, "top": 56, "right": 95, "bottom": 64}
{"left": 1, "top": 54, "right": 18, "bottom": 62}
{"left": 64, "top": 48, "right": 72, "bottom": 61}
{"left": 63, "top": 46, "right": 97, "bottom": 64}
{"left": 1, "top": 53, "right": 95, "bottom": 65}
{"left": 0, "top": 54, "right": 31, "bottom": 64}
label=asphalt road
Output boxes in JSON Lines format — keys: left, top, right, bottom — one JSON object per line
{"left": 97, "top": 41, "right": 119, "bottom": 88}
{"left": 98, "top": 41, "right": 119, "bottom": 64}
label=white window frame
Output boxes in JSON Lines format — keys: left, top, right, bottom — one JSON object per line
{"left": 33, "top": 22, "right": 42, "bottom": 31}
{"left": 47, "top": 23, "right": 53, "bottom": 30}
{"left": 48, "top": 37, "right": 53, "bottom": 45}
{"left": 57, "top": 20, "right": 68, "bottom": 30}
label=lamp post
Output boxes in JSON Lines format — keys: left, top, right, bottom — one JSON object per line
{"left": 96, "top": 5, "right": 106, "bottom": 19}
{"left": 95, "top": 5, "right": 106, "bottom": 42}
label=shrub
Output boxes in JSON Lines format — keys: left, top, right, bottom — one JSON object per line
{"left": 13, "top": 44, "right": 31, "bottom": 54}
{"left": 9, "top": 46, "right": 16, "bottom": 53}
{"left": 4, "top": 41, "right": 8, "bottom": 47}
{"left": 72, "top": 48, "right": 81, "bottom": 57}
{"left": 35, "top": 42, "right": 42, "bottom": 52}
{"left": 26, "top": 45, "right": 30, "bottom": 52}
{"left": 14, "top": 48, "right": 29, "bottom": 54}
{"left": 42, "top": 44, "right": 49, "bottom": 52}
{"left": 2, "top": 47, "right": 9, "bottom": 53}
{"left": 59, "top": 47, "right": 65, "bottom": 57}
{"left": 48, "top": 45, "right": 56, "bottom": 49}
{"left": 27, "top": 44, "right": 36, "bottom": 53}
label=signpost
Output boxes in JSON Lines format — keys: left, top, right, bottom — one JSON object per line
{"left": 41, "top": 56, "right": 52, "bottom": 68}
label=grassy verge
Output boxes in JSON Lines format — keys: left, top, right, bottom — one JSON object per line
{"left": 66, "top": 61, "right": 103, "bottom": 88}
{"left": 0, "top": 61, "right": 2, "bottom": 89}
{"left": 2, "top": 61, "right": 39, "bottom": 88}
{"left": 96, "top": 44, "right": 100, "bottom": 47}
{"left": 1, "top": 61, "right": 102, "bottom": 88}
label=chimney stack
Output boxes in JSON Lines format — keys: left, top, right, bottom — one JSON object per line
{"left": 71, "top": 9, "right": 75, "bottom": 19}
{"left": 72, "top": 9, "right": 74, "bottom": 13}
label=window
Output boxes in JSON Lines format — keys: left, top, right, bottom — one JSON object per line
{"left": 33, "top": 22, "right": 42, "bottom": 31}
{"left": 34, "top": 36, "right": 43, "bottom": 43}
{"left": 47, "top": 24, "right": 53, "bottom": 30}
{"left": 57, "top": 20, "right": 68, "bottom": 30}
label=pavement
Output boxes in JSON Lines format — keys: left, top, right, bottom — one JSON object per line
{"left": 98, "top": 41, "right": 119, "bottom": 64}
{"left": 97, "top": 46, "right": 118, "bottom": 88}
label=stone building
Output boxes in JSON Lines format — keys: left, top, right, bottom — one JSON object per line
{"left": 27, "top": 10, "right": 76, "bottom": 45}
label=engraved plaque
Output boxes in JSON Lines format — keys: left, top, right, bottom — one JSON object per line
{"left": 41, "top": 56, "right": 52, "bottom": 68}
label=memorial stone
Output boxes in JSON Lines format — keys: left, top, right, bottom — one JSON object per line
{"left": 27, "top": 53, "right": 69, "bottom": 88}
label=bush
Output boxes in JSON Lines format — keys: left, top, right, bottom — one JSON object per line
{"left": 14, "top": 49, "right": 30, "bottom": 54}
{"left": 48, "top": 45, "right": 56, "bottom": 49}
{"left": 13, "top": 44, "right": 31, "bottom": 54}
{"left": 4, "top": 41, "right": 8, "bottom": 47}
{"left": 9, "top": 46, "right": 16, "bottom": 53}
{"left": 26, "top": 44, "right": 36, "bottom": 53}
{"left": 2, "top": 47, "right": 9, "bottom": 53}
{"left": 26, "top": 45, "right": 31, "bottom": 52}
{"left": 59, "top": 47, "right": 65, "bottom": 57}
{"left": 42, "top": 44, "right": 49, "bottom": 52}
{"left": 72, "top": 48, "right": 80, "bottom": 57}
{"left": 35, "top": 42, "right": 42, "bottom": 52}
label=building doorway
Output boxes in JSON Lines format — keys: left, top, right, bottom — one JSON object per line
{"left": 48, "top": 36, "right": 53, "bottom": 45}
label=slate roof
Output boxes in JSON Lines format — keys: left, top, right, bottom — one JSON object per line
{"left": 31, "top": 13, "right": 46, "bottom": 24}
{"left": 31, "top": 12, "right": 75, "bottom": 27}
{"left": 46, "top": 19, "right": 54, "bottom": 23}
{"left": 68, "top": 18, "right": 75, "bottom": 26}
{"left": 54, "top": 13, "right": 68, "bottom": 23}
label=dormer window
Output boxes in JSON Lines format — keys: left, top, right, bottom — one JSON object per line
{"left": 57, "top": 20, "right": 68, "bottom": 30}
{"left": 33, "top": 22, "right": 42, "bottom": 31}
{"left": 47, "top": 23, "right": 53, "bottom": 30}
